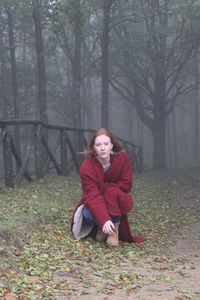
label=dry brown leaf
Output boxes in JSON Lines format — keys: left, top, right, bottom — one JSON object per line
{"left": 5, "top": 294, "right": 17, "bottom": 300}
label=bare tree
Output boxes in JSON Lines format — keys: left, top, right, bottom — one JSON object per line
{"left": 32, "top": 0, "right": 48, "bottom": 177}
{"left": 6, "top": 6, "right": 21, "bottom": 159}
{"left": 32, "top": 0, "right": 48, "bottom": 124}
{"left": 71, "top": 0, "right": 82, "bottom": 128}
{"left": 101, "top": 0, "right": 113, "bottom": 128}
{"left": 110, "top": 0, "right": 200, "bottom": 169}
{"left": 0, "top": 11, "right": 8, "bottom": 119}
{"left": 194, "top": 49, "right": 200, "bottom": 164}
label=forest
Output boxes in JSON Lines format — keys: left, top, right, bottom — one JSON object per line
{"left": 1, "top": 0, "right": 200, "bottom": 180}
{"left": 1, "top": 1, "right": 200, "bottom": 299}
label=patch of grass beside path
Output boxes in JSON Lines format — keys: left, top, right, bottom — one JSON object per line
{"left": 0, "top": 169, "right": 199, "bottom": 299}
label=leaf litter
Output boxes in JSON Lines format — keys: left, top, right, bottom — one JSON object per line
{"left": 0, "top": 169, "right": 200, "bottom": 299}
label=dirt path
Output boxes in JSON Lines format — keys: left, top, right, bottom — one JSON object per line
{"left": 67, "top": 222, "right": 200, "bottom": 300}
{"left": 69, "top": 171, "right": 200, "bottom": 300}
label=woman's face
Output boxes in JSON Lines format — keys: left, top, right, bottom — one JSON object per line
{"left": 94, "top": 134, "right": 113, "bottom": 160}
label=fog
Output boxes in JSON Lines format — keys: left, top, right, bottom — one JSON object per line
{"left": 0, "top": 0, "right": 200, "bottom": 182}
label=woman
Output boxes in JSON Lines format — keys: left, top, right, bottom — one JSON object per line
{"left": 71, "top": 128, "right": 146, "bottom": 246}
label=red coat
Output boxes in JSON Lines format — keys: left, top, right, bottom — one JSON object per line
{"left": 71, "top": 151, "right": 146, "bottom": 243}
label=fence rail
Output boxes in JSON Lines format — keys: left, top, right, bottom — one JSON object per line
{"left": 0, "top": 120, "right": 143, "bottom": 187}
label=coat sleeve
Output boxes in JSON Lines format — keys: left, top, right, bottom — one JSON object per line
{"left": 116, "top": 152, "right": 133, "bottom": 192}
{"left": 80, "top": 164, "right": 111, "bottom": 228}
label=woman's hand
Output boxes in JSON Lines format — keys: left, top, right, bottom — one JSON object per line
{"left": 102, "top": 220, "right": 115, "bottom": 235}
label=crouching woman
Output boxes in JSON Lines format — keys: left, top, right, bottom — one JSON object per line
{"left": 71, "top": 128, "right": 146, "bottom": 247}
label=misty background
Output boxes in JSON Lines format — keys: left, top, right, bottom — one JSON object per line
{"left": 0, "top": 0, "right": 200, "bottom": 180}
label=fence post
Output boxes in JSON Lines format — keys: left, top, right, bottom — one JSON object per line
{"left": 60, "top": 129, "right": 68, "bottom": 175}
{"left": 15, "top": 125, "right": 37, "bottom": 186}
{"left": 35, "top": 124, "right": 43, "bottom": 178}
{"left": 3, "top": 128, "right": 14, "bottom": 187}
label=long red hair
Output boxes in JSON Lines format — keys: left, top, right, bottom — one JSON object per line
{"left": 86, "top": 128, "right": 124, "bottom": 156}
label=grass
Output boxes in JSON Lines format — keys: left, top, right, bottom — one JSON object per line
{"left": 0, "top": 169, "right": 199, "bottom": 299}
{"left": 0, "top": 174, "right": 80, "bottom": 241}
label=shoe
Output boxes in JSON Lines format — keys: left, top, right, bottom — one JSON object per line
{"left": 96, "top": 227, "right": 107, "bottom": 242}
{"left": 106, "top": 225, "right": 119, "bottom": 247}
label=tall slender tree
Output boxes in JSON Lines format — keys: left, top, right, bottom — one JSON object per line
{"left": 0, "top": 11, "right": 8, "bottom": 119}
{"left": 32, "top": 0, "right": 48, "bottom": 124}
{"left": 32, "top": 0, "right": 48, "bottom": 177}
{"left": 101, "top": 0, "right": 113, "bottom": 128}
{"left": 6, "top": 5, "right": 21, "bottom": 159}
{"left": 71, "top": 0, "right": 82, "bottom": 128}
{"left": 194, "top": 49, "right": 200, "bottom": 165}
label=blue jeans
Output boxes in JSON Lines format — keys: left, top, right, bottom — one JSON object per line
{"left": 83, "top": 206, "right": 121, "bottom": 226}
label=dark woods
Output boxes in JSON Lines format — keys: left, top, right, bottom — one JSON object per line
{"left": 0, "top": 0, "right": 200, "bottom": 181}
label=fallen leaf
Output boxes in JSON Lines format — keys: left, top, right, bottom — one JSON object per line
{"left": 161, "top": 265, "right": 169, "bottom": 270}
{"left": 5, "top": 294, "right": 17, "bottom": 300}
{"left": 30, "top": 276, "right": 40, "bottom": 282}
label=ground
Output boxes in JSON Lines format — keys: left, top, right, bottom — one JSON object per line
{"left": 69, "top": 169, "right": 200, "bottom": 300}
{"left": 0, "top": 168, "right": 200, "bottom": 300}
{"left": 68, "top": 219, "right": 200, "bottom": 299}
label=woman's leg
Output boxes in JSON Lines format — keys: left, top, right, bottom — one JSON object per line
{"left": 83, "top": 207, "right": 121, "bottom": 227}
{"left": 83, "top": 206, "right": 107, "bottom": 242}
{"left": 82, "top": 206, "right": 96, "bottom": 225}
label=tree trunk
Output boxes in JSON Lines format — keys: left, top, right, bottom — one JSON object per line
{"left": 151, "top": 115, "right": 166, "bottom": 169}
{"left": 137, "top": 115, "right": 144, "bottom": 149}
{"left": 6, "top": 7, "right": 21, "bottom": 160}
{"left": 172, "top": 110, "right": 178, "bottom": 167}
{"left": 167, "top": 111, "right": 177, "bottom": 168}
{"left": 194, "top": 49, "right": 200, "bottom": 165}
{"left": 166, "top": 117, "right": 172, "bottom": 167}
{"left": 71, "top": 0, "right": 82, "bottom": 128}
{"left": 32, "top": 0, "right": 48, "bottom": 124}
{"left": 3, "top": 128, "right": 14, "bottom": 187}
{"left": 32, "top": 0, "right": 48, "bottom": 175}
{"left": 194, "top": 102, "right": 199, "bottom": 165}
{"left": 0, "top": 14, "right": 8, "bottom": 118}
{"left": 22, "top": 29, "right": 29, "bottom": 117}
{"left": 101, "top": 0, "right": 112, "bottom": 128}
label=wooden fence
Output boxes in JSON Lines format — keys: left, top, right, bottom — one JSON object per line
{"left": 0, "top": 120, "right": 143, "bottom": 187}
